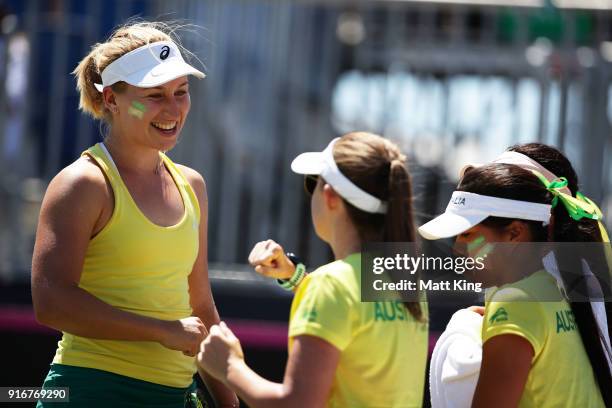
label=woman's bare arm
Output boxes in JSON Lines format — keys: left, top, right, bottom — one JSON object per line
{"left": 472, "top": 334, "right": 533, "bottom": 408}
{"left": 199, "top": 323, "right": 339, "bottom": 408}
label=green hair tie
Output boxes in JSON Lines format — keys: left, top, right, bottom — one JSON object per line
{"left": 531, "top": 170, "right": 600, "bottom": 222}
{"left": 576, "top": 191, "right": 610, "bottom": 242}
{"left": 576, "top": 191, "right": 603, "bottom": 219}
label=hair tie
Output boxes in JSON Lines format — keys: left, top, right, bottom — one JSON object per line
{"left": 531, "top": 170, "right": 600, "bottom": 222}
{"left": 576, "top": 192, "right": 610, "bottom": 242}
{"left": 576, "top": 192, "right": 603, "bottom": 218}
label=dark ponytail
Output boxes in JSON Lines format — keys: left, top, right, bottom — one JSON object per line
{"left": 549, "top": 199, "right": 612, "bottom": 406}
{"left": 333, "top": 132, "right": 423, "bottom": 321}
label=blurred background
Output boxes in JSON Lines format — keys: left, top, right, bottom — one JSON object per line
{"left": 0, "top": 0, "right": 611, "bottom": 405}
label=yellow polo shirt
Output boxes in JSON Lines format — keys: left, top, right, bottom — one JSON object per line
{"left": 289, "top": 253, "right": 429, "bottom": 408}
{"left": 483, "top": 270, "right": 605, "bottom": 407}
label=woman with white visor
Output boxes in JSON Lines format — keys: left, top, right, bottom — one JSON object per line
{"left": 462, "top": 144, "right": 612, "bottom": 384}
{"left": 197, "top": 132, "right": 429, "bottom": 407}
{"left": 419, "top": 162, "right": 609, "bottom": 407}
{"left": 32, "top": 22, "right": 238, "bottom": 407}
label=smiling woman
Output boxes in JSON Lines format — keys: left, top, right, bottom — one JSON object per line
{"left": 30, "top": 21, "right": 239, "bottom": 408}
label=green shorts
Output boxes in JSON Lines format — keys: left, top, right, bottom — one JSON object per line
{"left": 37, "top": 364, "right": 203, "bottom": 408}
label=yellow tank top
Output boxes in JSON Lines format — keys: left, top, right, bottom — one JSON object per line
{"left": 52, "top": 143, "right": 200, "bottom": 388}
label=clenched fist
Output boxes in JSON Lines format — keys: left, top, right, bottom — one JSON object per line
{"left": 197, "top": 322, "right": 245, "bottom": 381}
{"left": 248, "top": 239, "right": 295, "bottom": 280}
{"left": 159, "top": 316, "right": 208, "bottom": 357}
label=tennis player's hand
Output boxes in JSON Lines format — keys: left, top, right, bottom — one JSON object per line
{"left": 159, "top": 317, "right": 208, "bottom": 356}
{"left": 197, "top": 322, "right": 244, "bottom": 381}
{"left": 248, "top": 239, "right": 295, "bottom": 280}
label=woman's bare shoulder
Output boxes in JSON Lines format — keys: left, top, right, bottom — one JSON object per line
{"left": 175, "top": 164, "right": 206, "bottom": 197}
{"left": 43, "top": 156, "right": 111, "bottom": 212}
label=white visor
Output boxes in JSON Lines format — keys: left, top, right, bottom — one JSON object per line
{"left": 291, "top": 138, "right": 388, "bottom": 214}
{"left": 418, "top": 191, "right": 552, "bottom": 240}
{"left": 459, "top": 151, "right": 572, "bottom": 196}
{"left": 94, "top": 41, "right": 205, "bottom": 92}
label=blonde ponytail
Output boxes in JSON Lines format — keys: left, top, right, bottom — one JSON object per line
{"left": 73, "top": 45, "right": 106, "bottom": 119}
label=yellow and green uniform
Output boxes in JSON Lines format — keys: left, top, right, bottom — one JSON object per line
{"left": 483, "top": 270, "right": 605, "bottom": 407}
{"left": 289, "top": 253, "right": 429, "bottom": 408}
{"left": 51, "top": 143, "right": 200, "bottom": 388}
